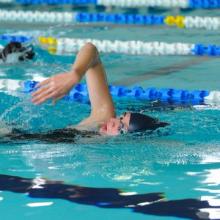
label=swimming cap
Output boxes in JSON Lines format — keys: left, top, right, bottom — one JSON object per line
{"left": 0, "top": 42, "right": 35, "bottom": 63}
{"left": 128, "top": 113, "right": 169, "bottom": 132}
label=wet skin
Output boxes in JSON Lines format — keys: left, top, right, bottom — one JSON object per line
{"left": 99, "top": 112, "right": 131, "bottom": 136}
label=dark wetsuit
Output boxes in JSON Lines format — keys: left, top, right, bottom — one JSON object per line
{"left": 4, "top": 128, "right": 98, "bottom": 143}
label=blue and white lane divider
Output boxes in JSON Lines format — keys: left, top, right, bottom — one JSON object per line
{"left": 2, "top": 34, "right": 220, "bottom": 57}
{"left": 2, "top": 0, "right": 220, "bottom": 9}
{"left": 1, "top": 10, "right": 220, "bottom": 31}
{"left": 39, "top": 36, "right": 220, "bottom": 56}
{"left": 23, "top": 80, "right": 220, "bottom": 106}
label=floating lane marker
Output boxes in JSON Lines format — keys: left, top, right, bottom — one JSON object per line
{"left": 23, "top": 80, "right": 220, "bottom": 107}
{"left": 2, "top": 0, "right": 220, "bottom": 9}
{"left": 0, "top": 10, "right": 220, "bottom": 30}
{"left": 2, "top": 35, "right": 220, "bottom": 57}
{"left": 37, "top": 36, "right": 220, "bottom": 57}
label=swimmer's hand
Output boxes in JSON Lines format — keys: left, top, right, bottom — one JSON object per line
{"left": 32, "top": 71, "right": 80, "bottom": 105}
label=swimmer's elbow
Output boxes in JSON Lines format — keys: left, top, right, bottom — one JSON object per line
{"left": 83, "top": 43, "right": 100, "bottom": 68}
{"left": 83, "top": 42, "right": 98, "bottom": 54}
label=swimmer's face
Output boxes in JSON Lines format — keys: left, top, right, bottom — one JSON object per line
{"left": 99, "top": 112, "right": 131, "bottom": 136}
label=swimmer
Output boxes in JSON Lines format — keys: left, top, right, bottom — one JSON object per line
{"left": 31, "top": 43, "right": 169, "bottom": 136}
{"left": 0, "top": 42, "right": 34, "bottom": 64}
{"left": 2, "top": 43, "right": 169, "bottom": 142}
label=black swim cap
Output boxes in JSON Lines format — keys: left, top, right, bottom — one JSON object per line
{"left": 0, "top": 42, "right": 35, "bottom": 63}
{"left": 128, "top": 113, "right": 169, "bottom": 133}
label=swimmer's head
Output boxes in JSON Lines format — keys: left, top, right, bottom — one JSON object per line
{"left": 0, "top": 42, "right": 35, "bottom": 64}
{"left": 128, "top": 112, "right": 169, "bottom": 133}
{"left": 99, "top": 112, "right": 169, "bottom": 136}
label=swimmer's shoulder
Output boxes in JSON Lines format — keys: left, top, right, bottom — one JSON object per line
{"left": 69, "top": 116, "right": 103, "bottom": 133}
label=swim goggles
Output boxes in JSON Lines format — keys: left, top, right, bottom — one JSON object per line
{"left": 118, "top": 116, "right": 128, "bottom": 134}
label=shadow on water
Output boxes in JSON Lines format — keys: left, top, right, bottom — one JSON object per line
{"left": 0, "top": 174, "right": 219, "bottom": 220}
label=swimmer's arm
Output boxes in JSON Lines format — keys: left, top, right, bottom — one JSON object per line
{"left": 32, "top": 43, "right": 115, "bottom": 124}
{"left": 73, "top": 43, "right": 115, "bottom": 126}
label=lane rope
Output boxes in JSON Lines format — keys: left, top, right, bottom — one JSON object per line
{"left": 1, "top": 0, "right": 220, "bottom": 9}
{"left": 38, "top": 36, "right": 220, "bottom": 56}
{"left": 1, "top": 10, "right": 220, "bottom": 30}
{"left": 23, "top": 80, "right": 220, "bottom": 106}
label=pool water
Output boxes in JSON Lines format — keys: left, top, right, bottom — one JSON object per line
{"left": 0, "top": 6, "right": 220, "bottom": 220}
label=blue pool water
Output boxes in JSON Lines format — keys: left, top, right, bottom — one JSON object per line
{"left": 1, "top": 6, "right": 220, "bottom": 220}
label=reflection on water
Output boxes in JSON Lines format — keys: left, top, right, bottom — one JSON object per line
{"left": 0, "top": 173, "right": 220, "bottom": 220}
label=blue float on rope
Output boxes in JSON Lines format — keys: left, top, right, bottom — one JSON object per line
{"left": 189, "top": 0, "right": 220, "bottom": 8}
{"left": 23, "top": 80, "right": 210, "bottom": 105}
{"left": 193, "top": 44, "right": 220, "bottom": 56}
{"left": 75, "top": 12, "right": 165, "bottom": 25}
{"left": 0, "top": 35, "right": 32, "bottom": 43}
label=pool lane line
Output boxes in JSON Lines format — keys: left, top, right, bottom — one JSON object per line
{"left": 112, "top": 56, "right": 214, "bottom": 86}
{"left": 39, "top": 36, "right": 220, "bottom": 56}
